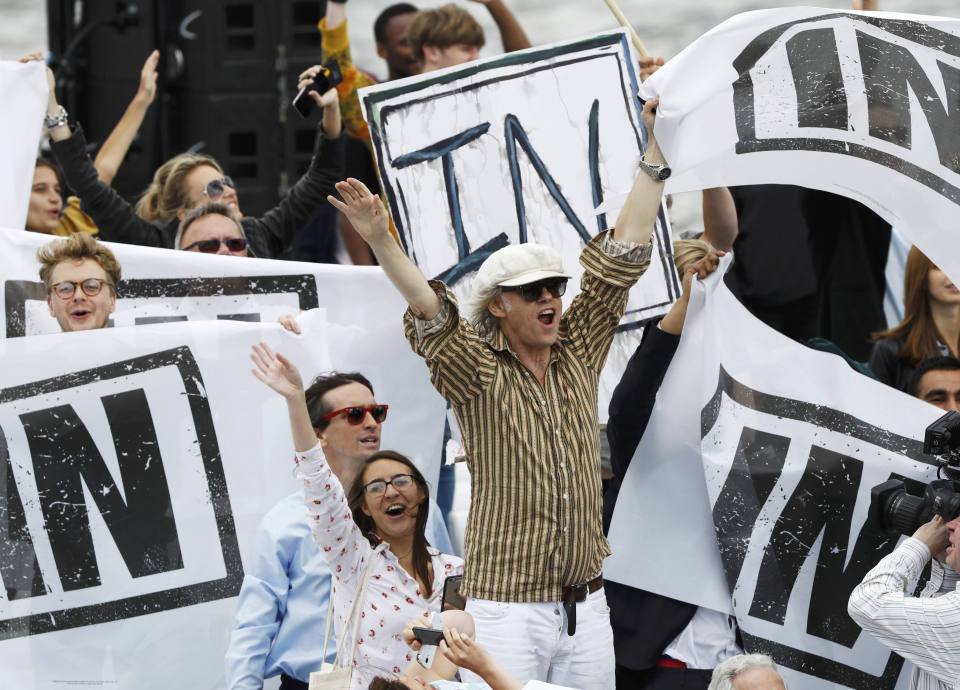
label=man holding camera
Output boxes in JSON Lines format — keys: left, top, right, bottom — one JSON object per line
{"left": 848, "top": 513, "right": 960, "bottom": 689}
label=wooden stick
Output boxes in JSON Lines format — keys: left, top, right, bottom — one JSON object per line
{"left": 602, "top": 0, "right": 650, "bottom": 58}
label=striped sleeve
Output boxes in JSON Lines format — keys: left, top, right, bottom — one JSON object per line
{"left": 847, "top": 537, "right": 960, "bottom": 687}
{"left": 403, "top": 281, "right": 496, "bottom": 404}
{"left": 563, "top": 231, "right": 651, "bottom": 370}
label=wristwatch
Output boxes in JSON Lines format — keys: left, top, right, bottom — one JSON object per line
{"left": 638, "top": 152, "right": 671, "bottom": 181}
{"left": 44, "top": 105, "right": 68, "bottom": 130}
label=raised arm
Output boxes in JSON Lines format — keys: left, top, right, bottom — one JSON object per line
{"left": 328, "top": 178, "right": 442, "bottom": 319}
{"left": 610, "top": 99, "right": 667, "bottom": 246}
{"left": 701, "top": 187, "right": 738, "bottom": 252}
{"left": 470, "top": 0, "right": 531, "bottom": 53}
{"left": 250, "top": 342, "right": 316, "bottom": 452}
{"left": 93, "top": 49, "right": 158, "bottom": 185}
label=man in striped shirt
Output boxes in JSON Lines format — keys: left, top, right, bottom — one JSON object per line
{"left": 328, "top": 100, "right": 668, "bottom": 688}
{"left": 848, "top": 514, "right": 960, "bottom": 689}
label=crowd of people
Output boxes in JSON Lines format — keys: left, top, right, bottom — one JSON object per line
{"left": 17, "top": 1, "right": 960, "bottom": 689}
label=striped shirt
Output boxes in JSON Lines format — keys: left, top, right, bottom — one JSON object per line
{"left": 404, "top": 231, "right": 650, "bottom": 602}
{"left": 847, "top": 537, "right": 960, "bottom": 690}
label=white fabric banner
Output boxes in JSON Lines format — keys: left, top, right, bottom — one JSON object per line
{"left": 0, "top": 62, "right": 47, "bottom": 230}
{"left": 0, "top": 232, "right": 448, "bottom": 689}
{"left": 642, "top": 6, "right": 960, "bottom": 284}
{"left": 359, "top": 30, "right": 681, "bottom": 418}
{"left": 606, "top": 8, "right": 960, "bottom": 688}
{"left": 606, "top": 257, "right": 944, "bottom": 690}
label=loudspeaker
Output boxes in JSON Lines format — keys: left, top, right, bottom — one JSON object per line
{"left": 46, "top": 0, "right": 172, "bottom": 205}
{"left": 48, "top": 0, "right": 328, "bottom": 218}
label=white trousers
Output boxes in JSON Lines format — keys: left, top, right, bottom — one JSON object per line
{"left": 462, "top": 589, "right": 615, "bottom": 689}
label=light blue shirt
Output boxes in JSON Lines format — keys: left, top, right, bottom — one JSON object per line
{"left": 225, "top": 491, "right": 454, "bottom": 688}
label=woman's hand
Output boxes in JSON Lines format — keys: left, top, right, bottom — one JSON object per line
{"left": 402, "top": 616, "right": 432, "bottom": 651}
{"left": 250, "top": 342, "right": 304, "bottom": 400}
{"left": 439, "top": 628, "right": 493, "bottom": 677}
{"left": 137, "top": 49, "right": 160, "bottom": 104}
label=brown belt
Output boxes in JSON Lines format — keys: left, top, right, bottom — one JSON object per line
{"left": 560, "top": 574, "right": 604, "bottom": 636}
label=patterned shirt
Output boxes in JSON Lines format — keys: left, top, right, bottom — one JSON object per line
{"left": 296, "top": 444, "right": 463, "bottom": 689}
{"left": 848, "top": 537, "right": 960, "bottom": 690}
{"left": 404, "top": 231, "right": 651, "bottom": 602}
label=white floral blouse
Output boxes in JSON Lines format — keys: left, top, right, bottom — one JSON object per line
{"left": 295, "top": 443, "right": 464, "bottom": 689}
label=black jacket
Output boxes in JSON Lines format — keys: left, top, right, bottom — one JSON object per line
{"left": 604, "top": 320, "right": 699, "bottom": 671}
{"left": 51, "top": 125, "right": 344, "bottom": 259}
{"left": 868, "top": 337, "right": 914, "bottom": 392}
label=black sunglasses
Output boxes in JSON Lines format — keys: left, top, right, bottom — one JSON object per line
{"left": 203, "top": 176, "right": 235, "bottom": 200}
{"left": 501, "top": 278, "right": 568, "bottom": 302}
{"left": 320, "top": 404, "right": 390, "bottom": 425}
{"left": 182, "top": 237, "right": 248, "bottom": 253}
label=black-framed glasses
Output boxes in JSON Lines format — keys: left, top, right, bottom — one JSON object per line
{"left": 203, "top": 176, "right": 235, "bottom": 200}
{"left": 363, "top": 473, "right": 415, "bottom": 495}
{"left": 501, "top": 278, "right": 568, "bottom": 302}
{"left": 50, "top": 278, "right": 113, "bottom": 299}
{"left": 182, "top": 237, "right": 248, "bottom": 253}
{"left": 320, "top": 404, "right": 389, "bottom": 425}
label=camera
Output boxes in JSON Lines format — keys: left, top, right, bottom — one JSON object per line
{"left": 292, "top": 59, "right": 344, "bottom": 119}
{"left": 869, "top": 411, "right": 960, "bottom": 536}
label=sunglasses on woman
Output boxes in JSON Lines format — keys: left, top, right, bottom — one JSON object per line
{"left": 203, "top": 176, "right": 236, "bottom": 200}
{"left": 319, "top": 404, "right": 389, "bottom": 425}
{"left": 501, "top": 277, "right": 568, "bottom": 302}
{"left": 182, "top": 237, "right": 248, "bottom": 253}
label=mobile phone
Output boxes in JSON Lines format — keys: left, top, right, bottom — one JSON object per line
{"left": 292, "top": 59, "right": 343, "bottom": 119}
{"left": 414, "top": 626, "right": 444, "bottom": 668}
{"left": 442, "top": 574, "right": 465, "bottom": 611}
{"left": 412, "top": 626, "right": 445, "bottom": 647}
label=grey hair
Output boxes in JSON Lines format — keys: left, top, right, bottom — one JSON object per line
{"left": 175, "top": 201, "right": 246, "bottom": 250}
{"left": 461, "top": 274, "right": 502, "bottom": 339}
{"left": 708, "top": 654, "right": 786, "bottom": 690}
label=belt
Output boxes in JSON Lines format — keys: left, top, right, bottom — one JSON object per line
{"left": 560, "top": 574, "right": 604, "bottom": 636}
{"left": 656, "top": 656, "right": 688, "bottom": 669}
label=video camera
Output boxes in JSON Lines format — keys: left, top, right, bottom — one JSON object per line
{"left": 869, "top": 411, "right": 960, "bottom": 536}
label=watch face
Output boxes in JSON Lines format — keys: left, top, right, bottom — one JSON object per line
{"left": 658, "top": 166, "right": 672, "bottom": 181}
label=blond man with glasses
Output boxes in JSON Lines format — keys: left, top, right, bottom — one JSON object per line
{"left": 37, "top": 232, "right": 121, "bottom": 332}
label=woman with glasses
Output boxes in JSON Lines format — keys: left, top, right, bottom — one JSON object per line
{"left": 44, "top": 62, "right": 344, "bottom": 259}
{"left": 250, "top": 342, "right": 463, "bottom": 689}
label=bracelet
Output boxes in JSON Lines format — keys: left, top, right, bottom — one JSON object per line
{"left": 44, "top": 105, "right": 68, "bottom": 130}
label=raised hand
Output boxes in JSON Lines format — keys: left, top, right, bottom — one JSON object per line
{"left": 138, "top": 49, "right": 159, "bottom": 104}
{"left": 250, "top": 342, "right": 304, "bottom": 400}
{"left": 327, "top": 178, "right": 391, "bottom": 246}
{"left": 639, "top": 55, "right": 665, "bottom": 82}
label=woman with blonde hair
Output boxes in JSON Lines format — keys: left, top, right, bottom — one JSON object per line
{"left": 43, "top": 61, "right": 344, "bottom": 258}
{"left": 870, "top": 246, "right": 960, "bottom": 391}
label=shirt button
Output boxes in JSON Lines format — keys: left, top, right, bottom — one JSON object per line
{"left": 563, "top": 494, "right": 568, "bottom": 500}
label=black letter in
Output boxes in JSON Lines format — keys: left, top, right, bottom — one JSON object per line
{"left": 21, "top": 389, "right": 183, "bottom": 591}
{"left": 786, "top": 28, "right": 849, "bottom": 130}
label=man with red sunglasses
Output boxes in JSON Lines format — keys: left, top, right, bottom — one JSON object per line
{"left": 176, "top": 202, "right": 250, "bottom": 257}
{"left": 330, "top": 99, "right": 668, "bottom": 688}
{"left": 226, "top": 371, "right": 451, "bottom": 690}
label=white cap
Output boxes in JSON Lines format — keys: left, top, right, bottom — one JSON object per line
{"left": 478, "top": 242, "right": 570, "bottom": 287}
{"left": 463, "top": 243, "right": 570, "bottom": 327}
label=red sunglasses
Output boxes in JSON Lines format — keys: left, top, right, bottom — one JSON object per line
{"left": 319, "top": 404, "right": 389, "bottom": 425}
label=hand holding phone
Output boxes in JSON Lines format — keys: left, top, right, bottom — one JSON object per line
{"left": 414, "top": 626, "right": 444, "bottom": 668}
{"left": 293, "top": 59, "right": 343, "bottom": 119}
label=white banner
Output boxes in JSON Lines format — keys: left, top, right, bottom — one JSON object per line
{"left": 0, "top": 62, "right": 47, "bottom": 230}
{"left": 643, "top": 7, "right": 960, "bottom": 285}
{"left": 0, "top": 234, "right": 448, "bottom": 689}
{"left": 359, "top": 30, "right": 682, "bottom": 419}
{"left": 606, "top": 256, "right": 944, "bottom": 690}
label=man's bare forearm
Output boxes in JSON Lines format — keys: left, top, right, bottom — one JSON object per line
{"left": 611, "top": 137, "right": 665, "bottom": 246}
{"left": 368, "top": 235, "right": 442, "bottom": 319}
